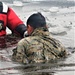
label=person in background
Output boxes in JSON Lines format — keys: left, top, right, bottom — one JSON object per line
{"left": 12, "top": 12, "right": 67, "bottom": 64}
{"left": 0, "top": 2, "right": 27, "bottom": 37}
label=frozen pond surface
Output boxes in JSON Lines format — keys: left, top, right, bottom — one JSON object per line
{"left": 0, "top": 0, "right": 75, "bottom": 75}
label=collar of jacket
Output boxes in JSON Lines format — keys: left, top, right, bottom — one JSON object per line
{"left": 31, "top": 27, "right": 50, "bottom": 37}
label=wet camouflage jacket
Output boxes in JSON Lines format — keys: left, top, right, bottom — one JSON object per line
{"left": 12, "top": 28, "right": 67, "bottom": 64}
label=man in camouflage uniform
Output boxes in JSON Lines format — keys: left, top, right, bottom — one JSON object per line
{"left": 12, "top": 13, "right": 67, "bottom": 64}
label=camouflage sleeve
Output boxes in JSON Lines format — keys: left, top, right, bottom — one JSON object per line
{"left": 12, "top": 38, "right": 29, "bottom": 64}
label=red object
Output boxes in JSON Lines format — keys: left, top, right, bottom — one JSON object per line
{"left": 0, "top": 14, "right": 7, "bottom": 36}
{"left": 7, "top": 8, "right": 24, "bottom": 31}
{"left": 0, "top": 7, "right": 24, "bottom": 36}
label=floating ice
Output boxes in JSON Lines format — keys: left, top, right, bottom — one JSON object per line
{"left": 49, "top": 7, "right": 59, "bottom": 13}
{"left": 13, "top": 1, "right": 23, "bottom": 6}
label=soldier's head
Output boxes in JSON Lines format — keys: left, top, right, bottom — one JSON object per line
{"left": 26, "top": 12, "right": 47, "bottom": 35}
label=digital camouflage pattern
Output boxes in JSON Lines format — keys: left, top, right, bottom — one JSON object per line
{"left": 12, "top": 27, "right": 67, "bottom": 64}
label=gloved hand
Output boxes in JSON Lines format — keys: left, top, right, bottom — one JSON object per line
{"left": 23, "top": 31, "right": 29, "bottom": 37}
{"left": 0, "top": 22, "right": 3, "bottom": 31}
{"left": 0, "top": 20, "right": 4, "bottom": 31}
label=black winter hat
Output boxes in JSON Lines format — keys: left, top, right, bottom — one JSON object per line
{"left": 27, "top": 12, "right": 46, "bottom": 28}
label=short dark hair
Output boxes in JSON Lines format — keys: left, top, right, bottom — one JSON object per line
{"left": 27, "top": 12, "right": 46, "bottom": 29}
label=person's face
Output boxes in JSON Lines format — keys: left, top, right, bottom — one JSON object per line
{"left": 27, "top": 25, "right": 34, "bottom": 35}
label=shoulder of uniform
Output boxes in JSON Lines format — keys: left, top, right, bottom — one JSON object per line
{"left": 0, "top": 2, "right": 8, "bottom": 13}
{"left": 18, "top": 38, "right": 29, "bottom": 46}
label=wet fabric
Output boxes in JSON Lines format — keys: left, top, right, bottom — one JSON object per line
{"left": 12, "top": 28, "right": 67, "bottom": 64}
